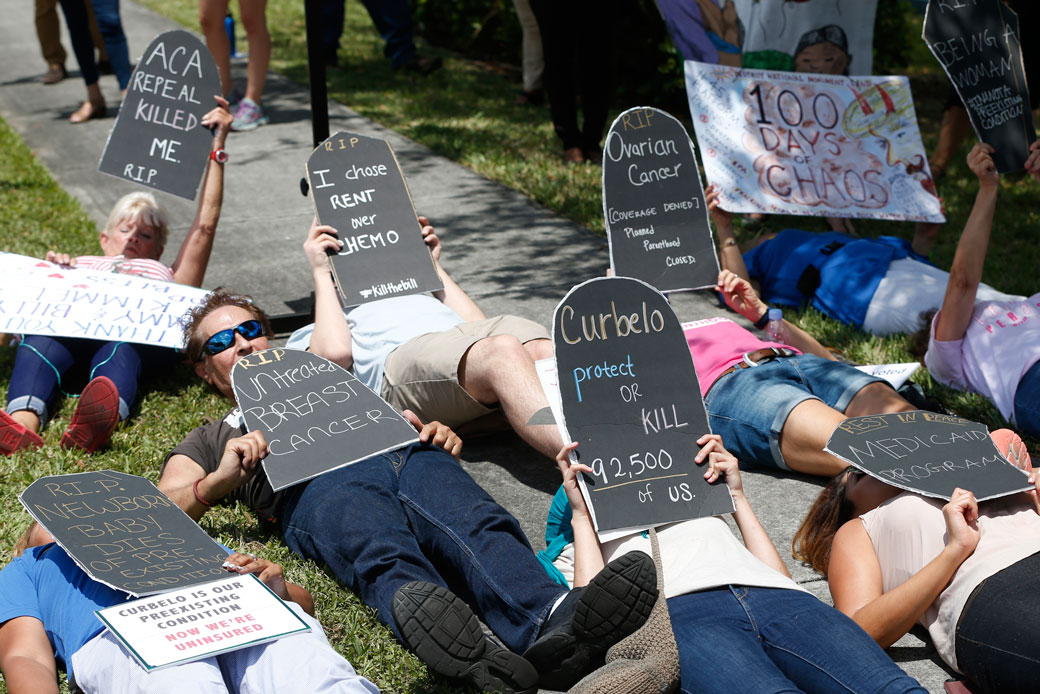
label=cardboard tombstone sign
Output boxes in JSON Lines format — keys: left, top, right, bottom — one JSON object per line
{"left": 826, "top": 411, "right": 1033, "bottom": 501}
{"left": 20, "top": 471, "right": 230, "bottom": 596}
{"left": 98, "top": 30, "right": 221, "bottom": 199}
{"left": 603, "top": 107, "right": 719, "bottom": 293}
{"left": 924, "top": 0, "right": 1035, "bottom": 173}
{"left": 231, "top": 348, "right": 419, "bottom": 492}
{"left": 306, "top": 131, "right": 443, "bottom": 307}
{"left": 552, "top": 277, "right": 734, "bottom": 534}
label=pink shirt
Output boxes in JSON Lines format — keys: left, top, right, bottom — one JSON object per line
{"left": 74, "top": 255, "right": 174, "bottom": 282}
{"left": 682, "top": 317, "right": 798, "bottom": 397}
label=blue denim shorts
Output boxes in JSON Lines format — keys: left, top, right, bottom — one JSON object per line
{"left": 704, "top": 354, "right": 884, "bottom": 471}
{"left": 1013, "top": 359, "right": 1040, "bottom": 438}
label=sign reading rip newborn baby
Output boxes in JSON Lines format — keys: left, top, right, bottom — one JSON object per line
{"left": 603, "top": 107, "right": 719, "bottom": 292}
{"left": 826, "top": 411, "right": 1032, "bottom": 501}
{"left": 306, "top": 131, "right": 442, "bottom": 307}
{"left": 552, "top": 277, "right": 734, "bottom": 534}
{"left": 98, "top": 30, "right": 221, "bottom": 199}
{"left": 684, "top": 63, "right": 945, "bottom": 223}
{"left": 231, "top": 348, "right": 419, "bottom": 491}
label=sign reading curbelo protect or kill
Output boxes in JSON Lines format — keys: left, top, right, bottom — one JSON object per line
{"left": 552, "top": 277, "right": 734, "bottom": 534}
{"left": 20, "top": 471, "right": 230, "bottom": 596}
{"left": 231, "top": 348, "right": 419, "bottom": 491}
{"left": 825, "top": 411, "right": 1033, "bottom": 501}
{"left": 98, "top": 30, "right": 222, "bottom": 200}
{"left": 603, "top": 107, "right": 720, "bottom": 293}
{"left": 923, "top": 0, "right": 1035, "bottom": 173}
{"left": 306, "top": 131, "right": 442, "bottom": 306}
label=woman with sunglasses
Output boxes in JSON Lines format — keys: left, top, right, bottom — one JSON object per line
{"left": 0, "top": 99, "right": 233, "bottom": 456}
{"left": 793, "top": 435, "right": 1040, "bottom": 694}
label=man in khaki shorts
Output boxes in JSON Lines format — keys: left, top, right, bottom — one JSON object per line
{"left": 288, "top": 216, "right": 562, "bottom": 458}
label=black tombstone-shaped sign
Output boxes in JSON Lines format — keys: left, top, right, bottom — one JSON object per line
{"left": 231, "top": 348, "right": 419, "bottom": 491}
{"left": 20, "top": 471, "right": 229, "bottom": 596}
{"left": 98, "top": 30, "right": 222, "bottom": 199}
{"left": 826, "top": 411, "right": 1032, "bottom": 501}
{"left": 552, "top": 277, "right": 734, "bottom": 533}
{"left": 924, "top": 0, "right": 1035, "bottom": 173}
{"left": 603, "top": 107, "right": 719, "bottom": 293}
{"left": 306, "top": 131, "right": 443, "bottom": 307}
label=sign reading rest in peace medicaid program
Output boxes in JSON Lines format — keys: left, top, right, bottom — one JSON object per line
{"left": 685, "top": 62, "right": 945, "bottom": 223}
{"left": 98, "top": 30, "right": 221, "bottom": 200}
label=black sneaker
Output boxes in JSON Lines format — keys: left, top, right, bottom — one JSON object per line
{"left": 398, "top": 54, "right": 443, "bottom": 75}
{"left": 392, "top": 581, "right": 538, "bottom": 694}
{"left": 523, "top": 551, "right": 657, "bottom": 690}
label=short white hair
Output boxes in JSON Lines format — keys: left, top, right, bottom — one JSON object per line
{"left": 104, "top": 192, "right": 169, "bottom": 249}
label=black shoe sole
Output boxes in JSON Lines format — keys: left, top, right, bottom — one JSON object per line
{"left": 392, "top": 581, "right": 538, "bottom": 694}
{"left": 523, "top": 551, "right": 658, "bottom": 690}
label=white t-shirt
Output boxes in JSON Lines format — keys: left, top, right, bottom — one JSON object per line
{"left": 863, "top": 258, "right": 1023, "bottom": 336}
{"left": 924, "top": 293, "right": 1040, "bottom": 422}
{"left": 286, "top": 294, "right": 463, "bottom": 393}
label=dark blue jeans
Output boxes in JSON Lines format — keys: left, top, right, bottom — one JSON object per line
{"left": 1013, "top": 359, "right": 1040, "bottom": 439}
{"left": 279, "top": 443, "right": 566, "bottom": 652}
{"left": 57, "top": 0, "right": 132, "bottom": 88}
{"left": 668, "top": 586, "right": 927, "bottom": 694}
{"left": 319, "top": 0, "right": 416, "bottom": 68}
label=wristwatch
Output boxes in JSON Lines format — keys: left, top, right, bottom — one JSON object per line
{"left": 210, "top": 148, "right": 229, "bottom": 164}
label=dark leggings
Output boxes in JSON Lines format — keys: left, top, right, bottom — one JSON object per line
{"left": 57, "top": 0, "right": 131, "bottom": 89}
{"left": 955, "top": 550, "right": 1040, "bottom": 694}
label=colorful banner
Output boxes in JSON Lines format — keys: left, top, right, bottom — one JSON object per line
{"left": 685, "top": 62, "right": 945, "bottom": 222}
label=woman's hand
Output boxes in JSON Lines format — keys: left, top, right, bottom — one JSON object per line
{"left": 942, "top": 487, "right": 980, "bottom": 560}
{"left": 419, "top": 216, "right": 441, "bottom": 264}
{"left": 401, "top": 410, "right": 463, "bottom": 458}
{"left": 202, "top": 95, "right": 233, "bottom": 150}
{"left": 223, "top": 552, "right": 290, "bottom": 601}
{"left": 967, "top": 143, "right": 999, "bottom": 189}
{"left": 706, "top": 184, "right": 733, "bottom": 228}
{"left": 556, "top": 441, "right": 594, "bottom": 521}
{"left": 695, "top": 433, "right": 742, "bottom": 495}
{"left": 1026, "top": 140, "right": 1040, "bottom": 183}
{"left": 44, "top": 251, "right": 76, "bottom": 267}
{"left": 717, "top": 269, "right": 768, "bottom": 323}
{"left": 303, "top": 217, "right": 343, "bottom": 273}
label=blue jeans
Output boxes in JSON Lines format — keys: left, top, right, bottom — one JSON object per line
{"left": 57, "top": 0, "right": 132, "bottom": 88}
{"left": 279, "top": 443, "right": 566, "bottom": 652}
{"left": 319, "top": 0, "right": 416, "bottom": 67}
{"left": 1013, "top": 359, "right": 1040, "bottom": 438}
{"left": 668, "top": 586, "right": 926, "bottom": 694}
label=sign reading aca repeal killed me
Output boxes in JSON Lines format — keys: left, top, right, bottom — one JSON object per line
{"left": 20, "top": 472, "right": 230, "bottom": 596}
{"left": 826, "top": 411, "right": 1032, "bottom": 501}
{"left": 603, "top": 107, "right": 719, "bottom": 292}
{"left": 684, "top": 62, "right": 945, "bottom": 223}
{"left": 307, "top": 131, "right": 442, "bottom": 307}
{"left": 0, "top": 252, "right": 208, "bottom": 349}
{"left": 923, "top": 0, "right": 1035, "bottom": 173}
{"left": 231, "top": 348, "right": 419, "bottom": 491}
{"left": 552, "top": 277, "right": 734, "bottom": 534}
{"left": 96, "top": 574, "right": 310, "bottom": 671}
{"left": 98, "top": 30, "right": 221, "bottom": 200}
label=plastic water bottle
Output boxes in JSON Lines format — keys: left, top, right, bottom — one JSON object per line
{"left": 765, "top": 308, "right": 786, "bottom": 344}
{"left": 225, "top": 13, "right": 236, "bottom": 58}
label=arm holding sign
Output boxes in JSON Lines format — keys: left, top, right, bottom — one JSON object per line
{"left": 707, "top": 186, "right": 757, "bottom": 290}
{"left": 169, "top": 97, "right": 233, "bottom": 287}
{"left": 160, "top": 431, "right": 269, "bottom": 522}
{"left": 421, "top": 217, "right": 486, "bottom": 322}
{"left": 1026, "top": 141, "right": 1040, "bottom": 183}
{"left": 222, "top": 552, "right": 316, "bottom": 616}
{"left": 303, "top": 218, "right": 354, "bottom": 371}
{"left": 555, "top": 442, "right": 605, "bottom": 587}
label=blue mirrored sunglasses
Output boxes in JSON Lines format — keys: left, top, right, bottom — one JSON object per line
{"left": 202, "top": 319, "right": 265, "bottom": 356}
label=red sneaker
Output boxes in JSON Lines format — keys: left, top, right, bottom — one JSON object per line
{"left": 61, "top": 376, "right": 120, "bottom": 453}
{"left": 0, "top": 410, "right": 44, "bottom": 456}
{"left": 990, "top": 428, "right": 1032, "bottom": 472}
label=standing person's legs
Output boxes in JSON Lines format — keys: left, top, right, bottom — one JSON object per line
{"left": 319, "top": 0, "right": 346, "bottom": 65}
{"left": 238, "top": 0, "right": 270, "bottom": 104}
{"left": 512, "top": 0, "right": 543, "bottom": 95}
{"left": 86, "top": 0, "right": 130, "bottom": 89}
{"left": 199, "top": 0, "right": 233, "bottom": 98}
{"left": 57, "top": 0, "right": 105, "bottom": 120}
{"left": 530, "top": 0, "right": 582, "bottom": 159}
{"left": 575, "top": 0, "right": 614, "bottom": 159}
{"left": 36, "top": 0, "right": 68, "bottom": 77}
{"left": 357, "top": 0, "right": 417, "bottom": 68}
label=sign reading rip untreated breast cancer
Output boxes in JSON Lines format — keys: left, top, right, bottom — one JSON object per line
{"left": 552, "top": 276, "right": 734, "bottom": 534}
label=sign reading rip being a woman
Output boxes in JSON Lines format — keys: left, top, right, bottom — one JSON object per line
{"left": 685, "top": 62, "right": 945, "bottom": 223}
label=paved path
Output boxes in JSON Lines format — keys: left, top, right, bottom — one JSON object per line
{"left": 0, "top": 2, "right": 953, "bottom": 690}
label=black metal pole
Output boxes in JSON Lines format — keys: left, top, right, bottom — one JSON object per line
{"left": 304, "top": 0, "right": 330, "bottom": 149}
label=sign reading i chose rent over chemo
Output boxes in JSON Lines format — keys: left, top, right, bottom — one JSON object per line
{"left": 307, "top": 131, "right": 442, "bottom": 307}
{"left": 923, "top": 0, "right": 1035, "bottom": 173}
{"left": 603, "top": 107, "right": 719, "bottom": 292}
{"left": 685, "top": 62, "right": 945, "bottom": 223}
{"left": 20, "top": 471, "right": 230, "bottom": 596}
{"left": 98, "top": 31, "right": 221, "bottom": 200}
{"left": 826, "top": 411, "right": 1032, "bottom": 501}
{"left": 552, "top": 277, "right": 734, "bottom": 533}
{"left": 231, "top": 348, "right": 419, "bottom": 491}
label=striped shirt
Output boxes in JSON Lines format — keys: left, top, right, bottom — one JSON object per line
{"left": 74, "top": 255, "right": 174, "bottom": 282}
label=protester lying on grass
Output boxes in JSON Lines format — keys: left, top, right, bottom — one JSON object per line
{"left": 793, "top": 432, "right": 1040, "bottom": 694}
{"left": 708, "top": 185, "right": 1024, "bottom": 337}
{"left": 685, "top": 269, "right": 915, "bottom": 477}
{"left": 286, "top": 215, "right": 564, "bottom": 460}
{"left": 0, "top": 98, "right": 232, "bottom": 456}
{"left": 0, "top": 522, "right": 378, "bottom": 694}
{"left": 541, "top": 437, "right": 928, "bottom": 694}
{"left": 157, "top": 223, "right": 657, "bottom": 693}
{"left": 919, "top": 142, "right": 1040, "bottom": 439}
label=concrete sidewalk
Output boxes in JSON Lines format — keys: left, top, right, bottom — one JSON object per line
{"left": 0, "top": 2, "right": 953, "bottom": 691}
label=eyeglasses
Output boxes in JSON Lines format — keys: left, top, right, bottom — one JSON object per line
{"left": 201, "top": 319, "right": 265, "bottom": 357}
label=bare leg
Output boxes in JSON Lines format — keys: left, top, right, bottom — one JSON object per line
{"left": 10, "top": 410, "right": 41, "bottom": 434}
{"left": 239, "top": 0, "right": 270, "bottom": 104}
{"left": 844, "top": 382, "right": 915, "bottom": 417}
{"left": 199, "top": 0, "right": 233, "bottom": 97}
{"left": 930, "top": 106, "right": 972, "bottom": 179}
{"left": 458, "top": 335, "right": 563, "bottom": 459}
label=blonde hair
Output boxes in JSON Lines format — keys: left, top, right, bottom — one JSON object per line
{"left": 104, "top": 192, "right": 169, "bottom": 250}
{"left": 13, "top": 521, "right": 39, "bottom": 557}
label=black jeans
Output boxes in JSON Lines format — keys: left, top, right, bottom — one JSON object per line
{"left": 955, "top": 550, "right": 1040, "bottom": 694}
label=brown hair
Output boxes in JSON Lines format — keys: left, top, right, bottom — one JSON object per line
{"left": 792, "top": 468, "right": 859, "bottom": 576}
{"left": 908, "top": 309, "right": 938, "bottom": 361}
{"left": 181, "top": 288, "right": 273, "bottom": 363}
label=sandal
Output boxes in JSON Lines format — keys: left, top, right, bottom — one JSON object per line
{"left": 69, "top": 100, "right": 107, "bottom": 124}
